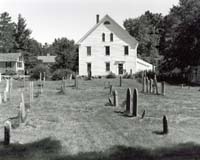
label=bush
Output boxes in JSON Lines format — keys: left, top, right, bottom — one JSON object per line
{"left": 30, "top": 64, "right": 49, "bottom": 80}
{"left": 51, "top": 69, "right": 74, "bottom": 80}
{"left": 106, "top": 72, "right": 117, "bottom": 79}
{"left": 2, "top": 70, "right": 17, "bottom": 76}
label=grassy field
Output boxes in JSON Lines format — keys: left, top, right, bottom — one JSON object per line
{"left": 0, "top": 78, "right": 200, "bottom": 160}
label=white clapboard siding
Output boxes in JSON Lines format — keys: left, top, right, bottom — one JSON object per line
{"left": 78, "top": 15, "right": 152, "bottom": 76}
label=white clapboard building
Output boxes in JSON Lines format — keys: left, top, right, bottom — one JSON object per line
{"left": 77, "top": 14, "right": 153, "bottom": 76}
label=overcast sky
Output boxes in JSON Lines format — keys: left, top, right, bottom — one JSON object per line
{"left": 0, "top": 0, "right": 179, "bottom": 44}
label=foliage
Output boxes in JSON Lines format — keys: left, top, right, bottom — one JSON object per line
{"left": 51, "top": 68, "right": 74, "bottom": 80}
{"left": 135, "top": 70, "right": 155, "bottom": 83}
{"left": 124, "top": 11, "right": 163, "bottom": 65}
{"left": 159, "top": 0, "right": 200, "bottom": 73}
{"left": 30, "top": 63, "right": 49, "bottom": 80}
{"left": 14, "top": 14, "right": 31, "bottom": 51}
{"left": 51, "top": 38, "right": 78, "bottom": 72}
{"left": 106, "top": 72, "right": 117, "bottom": 79}
{"left": 0, "top": 12, "right": 15, "bottom": 53}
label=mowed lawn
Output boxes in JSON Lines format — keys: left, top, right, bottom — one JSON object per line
{"left": 0, "top": 78, "right": 200, "bottom": 160}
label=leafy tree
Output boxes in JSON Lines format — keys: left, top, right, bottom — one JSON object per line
{"left": 0, "top": 12, "right": 15, "bottom": 53}
{"left": 124, "top": 11, "right": 163, "bottom": 65}
{"left": 51, "top": 38, "right": 78, "bottom": 72}
{"left": 160, "top": 0, "right": 200, "bottom": 72}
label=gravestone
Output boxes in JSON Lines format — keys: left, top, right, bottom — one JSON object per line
{"left": 163, "top": 115, "right": 168, "bottom": 134}
{"left": 142, "top": 73, "right": 146, "bottom": 93}
{"left": 161, "top": 81, "right": 165, "bottom": 96}
{"left": 4, "top": 120, "right": 11, "bottom": 145}
{"left": 20, "top": 93, "right": 26, "bottom": 123}
{"left": 153, "top": 74, "right": 159, "bottom": 95}
{"left": 126, "top": 88, "right": 132, "bottom": 113}
{"left": 119, "top": 76, "right": 122, "bottom": 87}
{"left": 113, "top": 90, "right": 118, "bottom": 107}
{"left": 5, "top": 79, "right": 9, "bottom": 92}
{"left": 132, "top": 88, "right": 138, "bottom": 117}
{"left": 146, "top": 78, "right": 149, "bottom": 93}
{"left": 74, "top": 74, "right": 78, "bottom": 89}
{"left": 3, "top": 90, "right": 7, "bottom": 102}
{"left": 109, "top": 85, "right": 113, "bottom": 95}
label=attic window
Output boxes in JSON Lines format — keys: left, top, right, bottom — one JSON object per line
{"left": 104, "top": 21, "right": 111, "bottom": 25}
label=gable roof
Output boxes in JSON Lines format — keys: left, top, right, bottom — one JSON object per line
{"left": 0, "top": 53, "right": 22, "bottom": 62}
{"left": 77, "top": 15, "right": 138, "bottom": 49}
{"left": 37, "top": 54, "right": 56, "bottom": 63}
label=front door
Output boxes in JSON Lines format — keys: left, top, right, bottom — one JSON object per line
{"left": 87, "top": 63, "right": 91, "bottom": 74}
{"left": 118, "top": 64, "right": 123, "bottom": 75}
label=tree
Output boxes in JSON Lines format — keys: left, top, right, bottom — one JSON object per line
{"left": 51, "top": 38, "right": 78, "bottom": 72}
{"left": 14, "top": 14, "right": 31, "bottom": 51}
{"left": 124, "top": 11, "right": 163, "bottom": 65}
{"left": 159, "top": 0, "right": 200, "bottom": 72}
{"left": 0, "top": 12, "right": 15, "bottom": 53}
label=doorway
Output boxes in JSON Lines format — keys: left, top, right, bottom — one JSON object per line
{"left": 118, "top": 64, "right": 123, "bottom": 75}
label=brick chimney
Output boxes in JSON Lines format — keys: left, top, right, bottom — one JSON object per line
{"left": 96, "top": 14, "right": 100, "bottom": 24}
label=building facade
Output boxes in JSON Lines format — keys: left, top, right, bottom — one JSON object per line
{"left": 0, "top": 53, "right": 25, "bottom": 74}
{"left": 78, "top": 15, "right": 153, "bottom": 76}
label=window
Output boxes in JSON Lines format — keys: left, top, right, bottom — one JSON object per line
{"left": 110, "top": 33, "right": 113, "bottom": 42}
{"left": 19, "top": 56, "right": 23, "bottom": 61}
{"left": 87, "top": 46, "right": 91, "bottom": 56}
{"left": 102, "top": 33, "right": 105, "bottom": 42}
{"left": 104, "top": 21, "right": 111, "bottom": 25}
{"left": 105, "top": 62, "right": 110, "bottom": 72}
{"left": 17, "top": 62, "right": 22, "bottom": 68}
{"left": 6, "top": 62, "right": 12, "bottom": 68}
{"left": 124, "top": 46, "right": 129, "bottom": 55}
{"left": 105, "top": 46, "right": 110, "bottom": 56}
{"left": 87, "top": 63, "right": 91, "bottom": 73}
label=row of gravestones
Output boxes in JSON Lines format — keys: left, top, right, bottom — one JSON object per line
{"left": 142, "top": 73, "right": 165, "bottom": 96}
{"left": 109, "top": 88, "right": 138, "bottom": 117}
{"left": 59, "top": 74, "right": 79, "bottom": 94}
{"left": 3, "top": 79, "right": 35, "bottom": 145}
{"left": 109, "top": 85, "right": 168, "bottom": 135}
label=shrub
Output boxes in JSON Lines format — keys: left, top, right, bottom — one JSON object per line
{"left": 2, "top": 70, "right": 17, "bottom": 76}
{"left": 30, "top": 64, "right": 49, "bottom": 80}
{"left": 51, "top": 68, "right": 74, "bottom": 80}
{"left": 106, "top": 72, "right": 117, "bottom": 79}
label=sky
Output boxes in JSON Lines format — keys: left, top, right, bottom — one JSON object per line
{"left": 0, "top": 0, "right": 179, "bottom": 44}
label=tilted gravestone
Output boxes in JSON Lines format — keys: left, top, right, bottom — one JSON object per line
{"left": 126, "top": 88, "right": 132, "bottom": 113}
{"left": 4, "top": 120, "right": 11, "bottom": 145}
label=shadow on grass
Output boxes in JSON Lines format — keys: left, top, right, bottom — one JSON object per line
{"left": 1, "top": 138, "right": 200, "bottom": 160}
{"left": 0, "top": 137, "right": 62, "bottom": 160}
